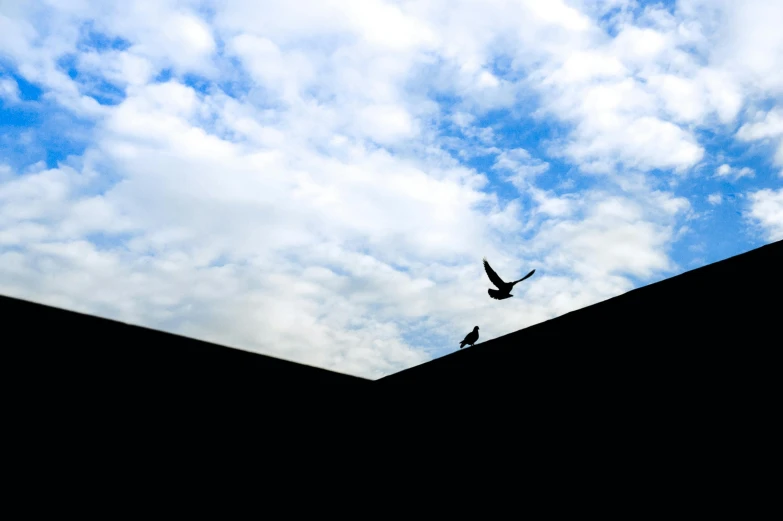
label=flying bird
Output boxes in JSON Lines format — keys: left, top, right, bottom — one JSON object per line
{"left": 483, "top": 257, "right": 535, "bottom": 300}
{"left": 460, "top": 326, "right": 479, "bottom": 349}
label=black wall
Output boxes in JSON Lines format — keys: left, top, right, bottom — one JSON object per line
{"left": 2, "top": 295, "right": 371, "bottom": 392}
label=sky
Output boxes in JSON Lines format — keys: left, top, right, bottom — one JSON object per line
{"left": 1, "top": 0, "right": 782, "bottom": 379}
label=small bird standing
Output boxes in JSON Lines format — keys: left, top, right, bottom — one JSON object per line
{"left": 460, "top": 326, "right": 479, "bottom": 349}
{"left": 483, "top": 257, "right": 535, "bottom": 300}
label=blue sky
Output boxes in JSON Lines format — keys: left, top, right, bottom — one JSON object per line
{"left": 1, "top": 0, "right": 782, "bottom": 378}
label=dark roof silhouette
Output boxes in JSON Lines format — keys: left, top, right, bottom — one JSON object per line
{"left": 2, "top": 294, "right": 370, "bottom": 388}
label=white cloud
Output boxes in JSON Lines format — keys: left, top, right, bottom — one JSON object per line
{"left": 698, "top": 68, "right": 744, "bottom": 124}
{"left": 450, "top": 111, "right": 475, "bottom": 128}
{"left": 492, "top": 148, "right": 550, "bottom": 190}
{"left": 714, "top": 163, "right": 755, "bottom": 180}
{"left": 77, "top": 50, "right": 154, "bottom": 87}
{"left": 562, "top": 112, "right": 704, "bottom": 173}
{"left": 543, "top": 50, "right": 627, "bottom": 85}
{"left": 529, "top": 188, "right": 577, "bottom": 218}
{"left": 747, "top": 188, "right": 783, "bottom": 242}
{"left": 338, "top": 0, "right": 439, "bottom": 52}
{"left": 736, "top": 108, "right": 783, "bottom": 171}
{"left": 0, "top": 77, "right": 20, "bottom": 103}
{"left": 686, "top": 0, "right": 783, "bottom": 95}
{"left": 534, "top": 61, "right": 705, "bottom": 173}
{"left": 530, "top": 188, "right": 690, "bottom": 281}
{"left": 98, "top": 5, "right": 217, "bottom": 75}
{"left": 707, "top": 193, "right": 722, "bottom": 205}
{"left": 356, "top": 103, "right": 418, "bottom": 145}
{"left": 737, "top": 109, "right": 783, "bottom": 141}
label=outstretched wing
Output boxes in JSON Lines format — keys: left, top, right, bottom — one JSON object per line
{"left": 513, "top": 269, "right": 536, "bottom": 284}
{"left": 483, "top": 257, "right": 506, "bottom": 288}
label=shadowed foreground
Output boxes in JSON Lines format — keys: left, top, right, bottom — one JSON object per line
{"left": 3, "top": 240, "right": 780, "bottom": 395}
{"left": 2, "top": 295, "right": 371, "bottom": 388}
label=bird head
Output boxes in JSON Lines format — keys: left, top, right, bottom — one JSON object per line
{"left": 474, "top": 326, "right": 479, "bottom": 330}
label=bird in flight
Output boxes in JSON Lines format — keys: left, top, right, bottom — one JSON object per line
{"left": 460, "top": 326, "right": 479, "bottom": 349}
{"left": 483, "top": 257, "right": 535, "bottom": 300}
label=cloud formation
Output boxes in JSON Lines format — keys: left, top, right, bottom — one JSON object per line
{"left": 747, "top": 189, "right": 783, "bottom": 242}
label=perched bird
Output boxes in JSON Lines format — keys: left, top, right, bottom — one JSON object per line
{"left": 483, "top": 257, "right": 535, "bottom": 300}
{"left": 460, "top": 326, "right": 479, "bottom": 349}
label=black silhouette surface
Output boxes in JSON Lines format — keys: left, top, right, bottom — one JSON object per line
{"left": 483, "top": 257, "right": 535, "bottom": 300}
{"left": 380, "top": 240, "right": 782, "bottom": 393}
{"left": 2, "top": 295, "right": 370, "bottom": 393}
{"left": 460, "top": 326, "right": 479, "bottom": 348}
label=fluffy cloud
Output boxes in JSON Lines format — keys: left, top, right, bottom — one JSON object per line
{"left": 736, "top": 109, "right": 783, "bottom": 141}
{"left": 684, "top": 0, "right": 783, "bottom": 95}
{"left": 715, "top": 164, "right": 755, "bottom": 180}
{"left": 530, "top": 188, "right": 690, "bottom": 280}
{"left": 736, "top": 109, "right": 783, "bottom": 173}
{"left": 747, "top": 189, "right": 783, "bottom": 242}
{"left": 492, "top": 148, "right": 550, "bottom": 190}
{"left": 0, "top": 78, "right": 20, "bottom": 103}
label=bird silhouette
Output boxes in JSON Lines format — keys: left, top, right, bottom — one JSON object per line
{"left": 483, "top": 257, "right": 535, "bottom": 300}
{"left": 460, "top": 326, "right": 479, "bottom": 349}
